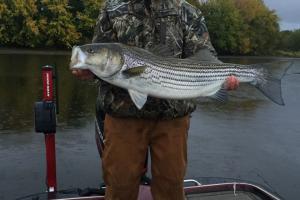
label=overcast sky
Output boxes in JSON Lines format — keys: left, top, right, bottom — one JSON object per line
{"left": 264, "top": 0, "right": 300, "bottom": 30}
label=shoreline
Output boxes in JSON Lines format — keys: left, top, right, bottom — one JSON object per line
{"left": 1, "top": 47, "right": 300, "bottom": 59}
{"left": 0, "top": 47, "right": 71, "bottom": 55}
{"left": 219, "top": 55, "right": 300, "bottom": 60}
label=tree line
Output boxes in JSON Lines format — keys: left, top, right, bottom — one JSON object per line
{"left": 0, "top": 0, "right": 103, "bottom": 48}
{"left": 196, "top": 0, "right": 279, "bottom": 55}
{"left": 193, "top": 0, "right": 300, "bottom": 55}
{"left": 279, "top": 30, "right": 300, "bottom": 51}
{"left": 0, "top": 0, "right": 299, "bottom": 55}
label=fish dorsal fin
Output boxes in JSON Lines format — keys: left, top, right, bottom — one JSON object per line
{"left": 128, "top": 89, "right": 148, "bottom": 109}
{"left": 187, "top": 48, "right": 223, "bottom": 64}
{"left": 211, "top": 88, "right": 228, "bottom": 102}
{"left": 122, "top": 66, "right": 146, "bottom": 78}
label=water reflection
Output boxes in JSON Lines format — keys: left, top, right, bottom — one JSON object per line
{"left": 0, "top": 53, "right": 97, "bottom": 134}
{"left": 0, "top": 54, "right": 297, "bottom": 134}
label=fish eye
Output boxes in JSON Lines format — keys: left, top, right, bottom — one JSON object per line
{"left": 87, "top": 48, "right": 95, "bottom": 54}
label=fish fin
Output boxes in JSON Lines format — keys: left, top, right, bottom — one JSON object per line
{"left": 258, "top": 61, "right": 293, "bottom": 79}
{"left": 128, "top": 89, "right": 148, "bottom": 109}
{"left": 256, "top": 77, "right": 284, "bottom": 105}
{"left": 211, "top": 88, "right": 228, "bottom": 102}
{"left": 187, "top": 48, "right": 223, "bottom": 64}
{"left": 122, "top": 66, "right": 146, "bottom": 78}
{"left": 254, "top": 61, "right": 293, "bottom": 106}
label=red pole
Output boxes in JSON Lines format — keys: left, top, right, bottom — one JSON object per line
{"left": 42, "top": 66, "right": 57, "bottom": 193}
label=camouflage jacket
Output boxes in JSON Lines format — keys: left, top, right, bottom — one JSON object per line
{"left": 93, "top": 0, "right": 219, "bottom": 119}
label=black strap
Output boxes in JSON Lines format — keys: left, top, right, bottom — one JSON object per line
{"left": 160, "top": 20, "right": 166, "bottom": 44}
{"left": 144, "top": 0, "right": 152, "bottom": 12}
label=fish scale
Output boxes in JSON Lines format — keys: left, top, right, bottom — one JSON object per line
{"left": 134, "top": 59, "right": 259, "bottom": 89}
{"left": 122, "top": 45, "right": 269, "bottom": 90}
{"left": 122, "top": 49, "right": 259, "bottom": 81}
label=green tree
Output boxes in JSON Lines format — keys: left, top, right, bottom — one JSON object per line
{"left": 289, "top": 30, "right": 300, "bottom": 51}
{"left": 0, "top": 1, "right": 12, "bottom": 44}
{"left": 279, "top": 29, "right": 300, "bottom": 51}
{"left": 279, "top": 31, "right": 292, "bottom": 51}
{"left": 0, "top": 0, "right": 42, "bottom": 47}
{"left": 198, "top": 0, "right": 280, "bottom": 55}
{"left": 70, "top": 0, "right": 103, "bottom": 44}
{"left": 38, "top": 0, "right": 81, "bottom": 48}
{"left": 199, "top": 0, "right": 243, "bottom": 55}
{"left": 233, "top": 0, "right": 280, "bottom": 55}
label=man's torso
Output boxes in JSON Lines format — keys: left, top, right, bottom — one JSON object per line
{"left": 93, "top": 0, "right": 212, "bottom": 119}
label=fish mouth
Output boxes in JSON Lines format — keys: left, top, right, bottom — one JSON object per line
{"left": 70, "top": 46, "right": 88, "bottom": 69}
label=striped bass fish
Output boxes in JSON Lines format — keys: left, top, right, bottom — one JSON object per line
{"left": 70, "top": 43, "right": 291, "bottom": 109}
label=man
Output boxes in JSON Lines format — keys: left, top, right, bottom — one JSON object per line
{"left": 72, "top": 0, "right": 239, "bottom": 199}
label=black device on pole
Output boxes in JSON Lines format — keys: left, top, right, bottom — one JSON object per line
{"left": 34, "top": 101, "right": 56, "bottom": 133}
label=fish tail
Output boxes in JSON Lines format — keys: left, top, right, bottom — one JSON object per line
{"left": 255, "top": 61, "right": 293, "bottom": 105}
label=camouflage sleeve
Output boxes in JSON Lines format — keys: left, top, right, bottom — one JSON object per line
{"left": 92, "top": 6, "right": 116, "bottom": 112}
{"left": 181, "top": 2, "right": 221, "bottom": 63}
{"left": 92, "top": 7, "right": 116, "bottom": 43}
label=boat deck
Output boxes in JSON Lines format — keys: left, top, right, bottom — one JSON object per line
{"left": 16, "top": 181, "right": 280, "bottom": 200}
{"left": 187, "top": 191, "right": 265, "bottom": 200}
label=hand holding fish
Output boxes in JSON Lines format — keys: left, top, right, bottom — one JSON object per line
{"left": 224, "top": 75, "right": 239, "bottom": 90}
{"left": 71, "top": 69, "right": 94, "bottom": 80}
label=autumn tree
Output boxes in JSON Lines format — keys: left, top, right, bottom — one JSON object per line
{"left": 0, "top": 0, "right": 282, "bottom": 53}
{"left": 0, "top": 1, "right": 12, "bottom": 44}
{"left": 199, "top": 0, "right": 280, "bottom": 55}
{"left": 37, "top": 0, "right": 81, "bottom": 48}
{"left": 232, "top": 0, "right": 279, "bottom": 55}
{"left": 69, "top": 0, "right": 103, "bottom": 44}
{"left": 199, "top": 0, "right": 243, "bottom": 55}
{"left": 0, "top": 0, "right": 42, "bottom": 47}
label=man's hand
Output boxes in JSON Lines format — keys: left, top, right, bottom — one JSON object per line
{"left": 224, "top": 75, "right": 239, "bottom": 90}
{"left": 71, "top": 69, "right": 94, "bottom": 80}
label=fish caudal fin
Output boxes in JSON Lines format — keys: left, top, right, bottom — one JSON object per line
{"left": 255, "top": 61, "right": 293, "bottom": 106}
{"left": 256, "top": 76, "right": 284, "bottom": 105}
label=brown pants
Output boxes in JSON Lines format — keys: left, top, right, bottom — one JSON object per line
{"left": 102, "top": 114, "right": 190, "bottom": 200}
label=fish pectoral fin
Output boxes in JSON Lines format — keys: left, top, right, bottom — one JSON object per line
{"left": 128, "top": 89, "right": 148, "bottom": 109}
{"left": 122, "top": 66, "right": 146, "bottom": 78}
{"left": 210, "top": 88, "right": 228, "bottom": 102}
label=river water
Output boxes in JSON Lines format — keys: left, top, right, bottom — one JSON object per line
{"left": 0, "top": 51, "right": 299, "bottom": 200}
